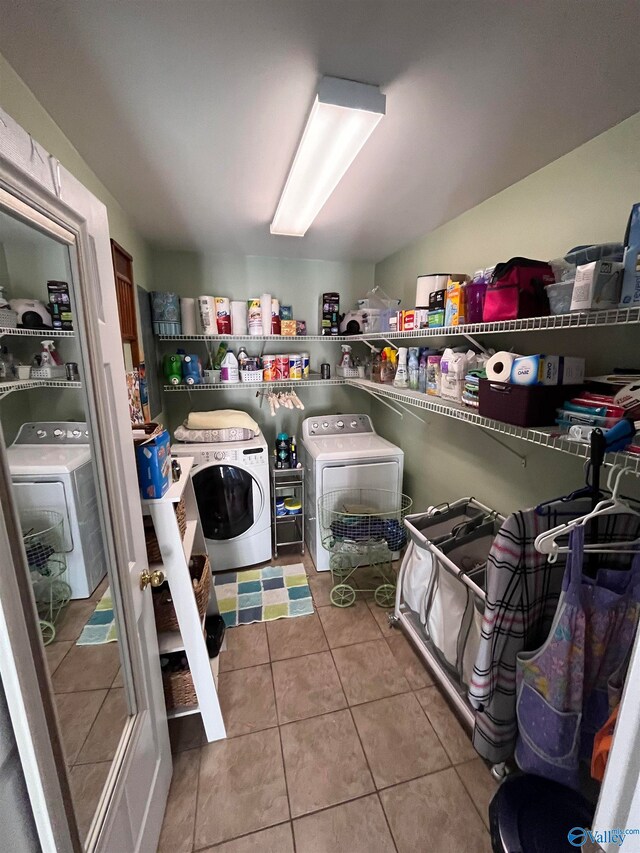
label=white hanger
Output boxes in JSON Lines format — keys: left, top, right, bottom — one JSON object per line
{"left": 535, "top": 466, "right": 640, "bottom": 563}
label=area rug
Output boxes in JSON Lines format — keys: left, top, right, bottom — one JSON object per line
{"left": 213, "top": 563, "right": 313, "bottom": 628}
{"left": 76, "top": 587, "right": 118, "bottom": 645}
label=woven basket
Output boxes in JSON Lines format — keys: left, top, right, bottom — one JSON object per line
{"left": 162, "top": 664, "right": 198, "bottom": 710}
{"left": 152, "top": 553, "right": 211, "bottom": 633}
{"left": 144, "top": 497, "right": 187, "bottom": 564}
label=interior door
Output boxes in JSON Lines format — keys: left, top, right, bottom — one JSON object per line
{"left": 0, "top": 109, "right": 171, "bottom": 851}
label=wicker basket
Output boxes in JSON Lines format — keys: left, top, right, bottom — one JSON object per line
{"left": 152, "top": 553, "right": 211, "bottom": 633}
{"left": 162, "top": 663, "right": 198, "bottom": 710}
{"left": 144, "top": 498, "right": 187, "bottom": 563}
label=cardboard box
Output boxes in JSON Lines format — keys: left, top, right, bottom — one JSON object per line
{"left": 135, "top": 429, "right": 171, "bottom": 499}
{"left": 510, "top": 355, "right": 585, "bottom": 386}
{"left": 281, "top": 320, "right": 297, "bottom": 336}
{"left": 571, "top": 260, "right": 623, "bottom": 311}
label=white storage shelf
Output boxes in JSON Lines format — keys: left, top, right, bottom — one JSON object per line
{"left": 160, "top": 333, "right": 347, "bottom": 342}
{"left": 0, "top": 326, "right": 75, "bottom": 338}
{"left": 141, "top": 463, "right": 226, "bottom": 741}
{"left": 0, "top": 378, "right": 81, "bottom": 398}
{"left": 163, "top": 375, "right": 345, "bottom": 392}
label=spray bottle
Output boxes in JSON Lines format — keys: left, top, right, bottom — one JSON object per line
{"left": 394, "top": 347, "right": 409, "bottom": 388}
{"left": 339, "top": 345, "right": 353, "bottom": 370}
{"left": 408, "top": 347, "right": 419, "bottom": 391}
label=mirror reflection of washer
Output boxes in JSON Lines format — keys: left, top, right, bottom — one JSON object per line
{"left": 172, "top": 434, "right": 272, "bottom": 571}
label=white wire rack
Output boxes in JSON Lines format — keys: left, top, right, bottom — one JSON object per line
{"left": 347, "top": 378, "right": 640, "bottom": 473}
{"left": 0, "top": 379, "right": 82, "bottom": 400}
{"left": 0, "top": 326, "right": 75, "bottom": 338}
{"left": 159, "top": 333, "right": 347, "bottom": 343}
{"left": 164, "top": 375, "right": 346, "bottom": 392}
{"left": 354, "top": 307, "right": 640, "bottom": 340}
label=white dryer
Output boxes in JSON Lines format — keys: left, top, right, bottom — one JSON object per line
{"left": 300, "top": 414, "right": 404, "bottom": 571}
{"left": 7, "top": 422, "right": 107, "bottom": 599}
{"left": 172, "top": 433, "right": 272, "bottom": 571}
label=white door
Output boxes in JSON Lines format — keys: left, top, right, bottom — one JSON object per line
{"left": 0, "top": 109, "right": 171, "bottom": 850}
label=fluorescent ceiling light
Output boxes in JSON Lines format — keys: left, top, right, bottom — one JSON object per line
{"left": 270, "top": 76, "right": 386, "bottom": 237}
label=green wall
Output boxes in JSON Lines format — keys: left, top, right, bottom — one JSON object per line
{"left": 373, "top": 111, "right": 640, "bottom": 514}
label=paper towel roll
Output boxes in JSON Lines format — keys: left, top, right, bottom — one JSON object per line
{"left": 416, "top": 274, "right": 449, "bottom": 307}
{"left": 261, "top": 293, "right": 272, "bottom": 336}
{"left": 231, "top": 300, "right": 248, "bottom": 335}
{"left": 180, "top": 298, "right": 197, "bottom": 336}
{"left": 198, "top": 296, "right": 217, "bottom": 335}
{"left": 248, "top": 298, "right": 263, "bottom": 335}
{"left": 486, "top": 351, "right": 521, "bottom": 383}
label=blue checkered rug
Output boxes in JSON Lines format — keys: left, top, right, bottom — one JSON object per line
{"left": 213, "top": 563, "right": 313, "bottom": 628}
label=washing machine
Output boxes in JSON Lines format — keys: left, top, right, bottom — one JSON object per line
{"left": 172, "top": 433, "right": 272, "bottom": 571}
{"left": 7, "top": 421, "right": 107, "bottom": 599}
{"left": 300, "top": 414, "right": 404, "bottom": 571}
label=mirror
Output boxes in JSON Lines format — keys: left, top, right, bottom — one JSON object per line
{"left": 0, "top": 206, "right": 132, "bottom": 845}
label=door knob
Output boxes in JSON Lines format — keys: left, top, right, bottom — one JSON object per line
{"left": 140, "top": 568, "right": 165, "bottom": 590}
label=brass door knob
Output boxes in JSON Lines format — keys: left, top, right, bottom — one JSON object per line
{"left": 140, "top": 568, "right": 165, "bottom": 590}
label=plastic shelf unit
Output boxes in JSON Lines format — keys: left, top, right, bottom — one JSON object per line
{"left": 141, "top": 458, "right": 226, "bottom": 742}
{"left": 271, "top": 461, "right": 305, "bottom": 557}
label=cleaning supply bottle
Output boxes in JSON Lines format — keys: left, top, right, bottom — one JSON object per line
{"left": 276, "top": 433, "right": 290, "bottom": 469}
{"left": 220, "top": 349, "right": 239, "bottom": 383}
{"left": 394, "top": 347, "right": 409, "bottom": 388}
{"left": 339, "top": 345, "right": 353, "bottom": 371}
{"left": 371, "top": 348, "right": 382, "bottom": 383}
{"left": 289, "top": 434, "right": 298, "bottom": 468}
{"left": 41, "top": 340, "right": 62, "bottom": 366}
{"left": 418, "top": 348, "right": 428, "bottom": 393}
{"left": 163, "top": 353, "right": 183, "bottom": 385}
{"left": 408, "top": 347, "right": 419, "bottom": 391}
{"left": 383, "top": 347, "right": 396, "bottom": 385}
{"left": 237, "top": 346, "right": 248, "bottom": 369}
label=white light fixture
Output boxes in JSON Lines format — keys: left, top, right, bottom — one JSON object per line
{"left": 270, "top": 76, "right": 386, "bottom": 237}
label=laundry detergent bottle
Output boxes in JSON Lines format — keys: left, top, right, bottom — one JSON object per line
{"left": 394, "top": 347, "right": 408, "bottom": 388}
{"left": 164, "top": 353, "right": 183, "bottom": 385}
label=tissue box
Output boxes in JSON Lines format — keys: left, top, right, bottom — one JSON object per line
{"left": 511, "top": 355, "right": 585, "bottom": 386}
{"left": 135, "top": 428, "right": 171, "bottom": 499}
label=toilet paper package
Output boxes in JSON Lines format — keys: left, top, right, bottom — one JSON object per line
{"left": 486, "top": 352, "right": 521, "bottom": 383}
{"left": 261, "top": 293, "right": 272, "bottom": 336}
{"left": 215, "top": 297, "right": 231, "bottom": 334}
{"left": 510, "top": 354, "right": 585, "bottom": 386}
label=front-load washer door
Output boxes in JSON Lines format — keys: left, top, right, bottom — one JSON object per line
{"left": 192, "top": 463, "right": 264, "bottom": 541}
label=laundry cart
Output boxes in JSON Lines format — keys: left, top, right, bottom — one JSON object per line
{"left": 20, "top": 509, "right": 71, "bottom": 645}
{"left": 318, "top": 488, "right": 412, "bottom": 607}
{"left": 393, "top": 498, "right": 503, "bottom": 730}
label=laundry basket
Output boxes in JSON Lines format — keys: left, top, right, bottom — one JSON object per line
{"left": 318, "top": 488, "right": 412, "bottom": 607}
{"left": 20, "top": 509, "right": 71, "bottom": 645}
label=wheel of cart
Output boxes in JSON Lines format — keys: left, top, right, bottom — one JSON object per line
{"left": 318, "top": 488, "right": 412, "bottom": 607}
{"left": 20, "top": 510, "right": 71, "bottom": 645}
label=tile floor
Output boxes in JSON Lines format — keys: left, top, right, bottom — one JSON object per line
{"left": 159, "top": 553, "right": 496, "bottom": 852}
{"left": 44, "top": 576, "right": 128, "bottom": 842}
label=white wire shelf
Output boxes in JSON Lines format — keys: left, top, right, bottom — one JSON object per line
{"left": 158, "top": 333, "right": 346, "bottom": 343}
{"left": 163, "top": 375, "right": 346, "bottom": 391}
{"left": 0, "top": 379, "right": 81, "bottom": 399}
{"left": 347, "top": 378, "right": 640, "bottom": 472}
{"left": 354, "top": 307, "right": 640, "bottom": 340}
{"left": 0, "top": 326, "right": 75, "bottom": 338}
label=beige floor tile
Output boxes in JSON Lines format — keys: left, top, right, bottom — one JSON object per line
{"left": 45, "top": 640, "right": 72, "bottom": 676}
{"left": 280, "top": 709, "right": 374, "bottom": 817}
{"left": 317, "top": 601, "right": 382, "bottom": 649}
{"left": 219, "top": 623, "right": 270, "bottom": 672}
{"left": 218, "top": 664, "right": 278, "bottom": 737}
{"left": 266, "top": 612, "right": 328, "bottom": 661}
{"left": 385, "top": 632, "right": 433, "bottom": 689}
{"left": 366, "top": 599, "right": 395, "bottom": 633}
{"left": 52, "top": 643, "right": 121, "bottom": 693}
{"left": 272, "top": 652, "right": 346, "bottom": 724}
{"left": 168, "top": 714, "right": 206, "bottom": 753}
{"left": 76, "top": 688, "right": 129, "bottom": 764}
{"left": 455, "top": 758, "right": 498, "bottom": 830}
{"left": 332, "top": 639, "right": 410, "bottom": 705}
{"left": 194, "top": 728, "right": 289, "bottom": 848}
{"left": 53, "top": 689, "right": 107, "bottom": 765}
{"left": 158, "top": 748, "right": 201, "bottom": 853}
{"left": 352, "top": 693, "right": 449, "bottom": 788}
{"left": 112, "top": 666, "right": 124, "bottom": 688}
{"left": 68, "top": 761, "right": 111, "bottom": 843}
{"left": 293, "top": 794, "right": 395, "bottom": 853}
{"left": 54, "top": 601, "right": 96, "bottom": 642}
{"left": 306, "top": 571, "right": 335, "bottom": 607}
{"left": 380, "top": 768, "right": 491, "bottom": 853}
{"left": 199, "top": 822, "right": 294, "bottom": 852}
{"left": 415, "top": 687, "right": 476, "bottom": 764}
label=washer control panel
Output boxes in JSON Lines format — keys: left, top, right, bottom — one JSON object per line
{"left": 195, "top": 446, "right": 266, "bottom": 466}
{"left": 14, "top": 421, "right": 90, "bottom": 444}
{"left": 303, "top": 414, "right": 373, "bottom": 438}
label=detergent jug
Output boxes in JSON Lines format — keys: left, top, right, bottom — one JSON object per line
{"left": 163, "top": 354, "right": 183, "bottom": 385}
{"left": 182, "top": 354, "right": 202, "bottom": 385}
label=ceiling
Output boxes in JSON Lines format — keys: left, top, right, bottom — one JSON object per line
{"left": 1, "top": 1, "right": 639, "bottom": 263}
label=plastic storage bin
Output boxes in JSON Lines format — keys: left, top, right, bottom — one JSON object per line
{"left": 478, "top": 380, "right": 583, "bottom": 427}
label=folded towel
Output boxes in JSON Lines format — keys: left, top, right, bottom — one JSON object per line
{"left": 186, "top": 409, "right": 260, "bottom": 432}
{"left": 174, "top": 425, "right": 257, "bottom": 443}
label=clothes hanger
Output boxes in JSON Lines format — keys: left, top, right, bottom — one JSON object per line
{"left": 534, "top": 460, "right": 602, "bottom": 516}
{"left": 535, "top": 466, "right": 640, "bottom": 562}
